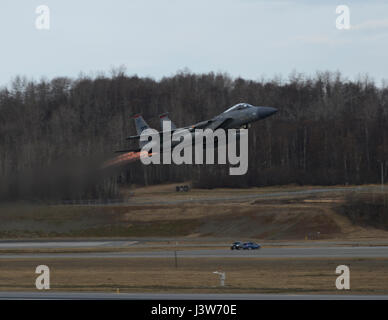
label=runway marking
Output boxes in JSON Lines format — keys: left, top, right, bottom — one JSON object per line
{"left": 0, "top": 291, "right": 387, "bottom": 300}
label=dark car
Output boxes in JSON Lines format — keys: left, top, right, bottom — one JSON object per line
{"left": 230, "top": 241, "right": 243, "bottom": 250}
{"left": 242, "top": 242, "right": 261, "bottom": 250}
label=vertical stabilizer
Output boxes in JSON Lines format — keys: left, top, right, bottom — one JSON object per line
{"left": 132, "top": 114, "right": 150, "bottom": 135}
{"left": 159, "top": 112, "right": 177, "bottom": 130}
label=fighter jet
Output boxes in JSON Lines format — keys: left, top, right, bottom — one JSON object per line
{"left": 115, "top": 103, "right": 277, "bottom": 153}
{"left": 183, "top": 103, "right": 277, "bottom": 131}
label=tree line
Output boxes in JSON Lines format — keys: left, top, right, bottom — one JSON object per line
{"left": 1, "top": 70, "right": 387, "bottom": 200}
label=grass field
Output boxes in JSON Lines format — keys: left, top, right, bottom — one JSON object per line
{"left": 1, "top": 257, "right": 387, "bottom": 294}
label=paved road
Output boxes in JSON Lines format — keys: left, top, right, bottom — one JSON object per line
{"left": 1, "top": 246, "right": 388, "bottom": 259}
{"left": 2, "top": 239, "right": 388, "bottom": 249}
{"left": 0, "top": 291, "right": 387, "bottom": 300}
{"left": 127, "top": 186, "right": 377, "bottom": 205}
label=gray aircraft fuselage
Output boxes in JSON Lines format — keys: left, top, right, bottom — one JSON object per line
{"left": 157, "top": 103, "right": 277, "bottom": 150}
{"left": 120, "top": 103, "right": 277, "bottom": 153}
{"left": 196, "top": 103, "right": 277, "bottom": 130}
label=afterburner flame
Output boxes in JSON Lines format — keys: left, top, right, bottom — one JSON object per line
{"left": 102, "top": 151, "right": 152, "bottom": 169}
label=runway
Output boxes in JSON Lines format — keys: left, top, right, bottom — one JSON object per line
{"left": 0, "top": 240, "right": 138, "bottom": 249}
{"left": 1, "top": 246, "right": 388, "bottom": 259}
{"left": 0, "top": 291, "right": 387, "bottom": 300}
{"left": 1, "top": 241, "right": 388, "bottom": 300}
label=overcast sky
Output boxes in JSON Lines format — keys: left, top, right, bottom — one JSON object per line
{"left": 1, "top": 0, "right": 388, "bottom": 86}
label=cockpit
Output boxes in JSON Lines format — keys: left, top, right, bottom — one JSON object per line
{"left": 223, "top": 103, "right": 252, "bottom": 113}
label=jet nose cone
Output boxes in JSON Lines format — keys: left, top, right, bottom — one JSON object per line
{"left": 256, "top": 106, "right": 278, "bottom": 119}
{"left": 266, "top": 107, "right": 278, "bottom": 116}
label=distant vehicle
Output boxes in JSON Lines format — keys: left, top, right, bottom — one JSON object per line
{"left": 242, "top": 242, "right": 261, "bottom": 250}
{"left": 176, "top": 185, "right": 190, "bottom": 192}
{"left": 230, "top": 241, "right": 243, "bottom": 250}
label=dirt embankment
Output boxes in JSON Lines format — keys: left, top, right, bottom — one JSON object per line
{"left": 1, "top": 185, "right": 388, "bottom": 240}
{"left": 337, "top": 192, "right": 388, "bottom": 230}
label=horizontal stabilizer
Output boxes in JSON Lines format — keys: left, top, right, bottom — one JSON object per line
{"left": 114, "top": 148, "right": 141, "bottom": 153}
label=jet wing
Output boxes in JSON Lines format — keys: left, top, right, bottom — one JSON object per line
{"left": 126, "top": 127, "right": 195, "bottom": 140}
{"left": 125, "top": 118, "right": 232, "bottom": 140}
{"left": 126, "top": 135, "right": 142, "bottom": 140}
{"left": 191, "top": 118, "right": 233, "bottom": 131}
{"left": 126, "top": 132, "right": 163, "bottom": 140}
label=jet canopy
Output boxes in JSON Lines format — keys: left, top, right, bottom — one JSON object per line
{"left": 223, "top": 103, "right": 252, "bottom": 113}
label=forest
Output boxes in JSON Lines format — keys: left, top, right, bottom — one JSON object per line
{"left": 1, "top": 69, "right": 387, "bottom": 200}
